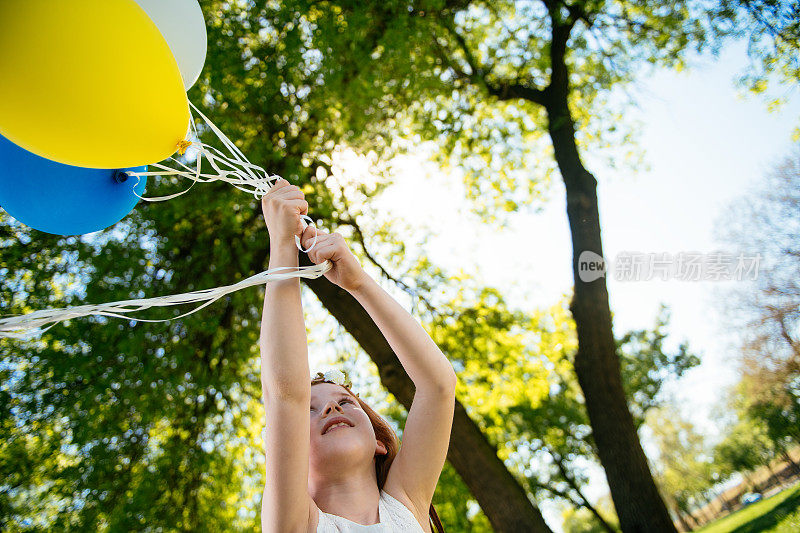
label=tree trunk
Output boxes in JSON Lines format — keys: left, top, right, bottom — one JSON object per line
{"left": 672, "top": 506, "right": 693, "bottom": 533}
{"left": 698, "top": 503, "right": 714, "bottom": 525}
{"left": 766, "top": 461, "right": 783, "bottom": 489}
{"left": 300, "top": 255, "right": 553, "bottom": 533}
{"left": 544, "top": 91, "right": 677, "bottom": 531}
{"left": 743, "top": 473, "right": 760, "bottom": 493}
{"left": 780, "top": 449, "right": 800, "bottom": 476}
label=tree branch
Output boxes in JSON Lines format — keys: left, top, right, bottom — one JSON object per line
{"left": 306, "top": 158, "right": 440, "bottom": 315}
{"left": 562, "top": 0, "right": 594, "bottom": 28}
{"left": 433, "top": 16, "right": 548, "bottom": 106}
{"left": 550, "top": 447, "right": 620, "bottom": 533}
{"left": 486, "top": 81, "right": 549, "bottom": 107}
{"left": 546, "top": 0, "right": 577, "bottom": 98}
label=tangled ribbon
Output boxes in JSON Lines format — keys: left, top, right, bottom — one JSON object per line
{"left": 1, "top": 102, "right": 330, "bottom": 338}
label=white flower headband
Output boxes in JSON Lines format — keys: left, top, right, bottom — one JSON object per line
{"left": 311, "top": 368, "right": 355, "bottom": 392}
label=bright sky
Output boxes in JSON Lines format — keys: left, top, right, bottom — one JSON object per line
{"left": 373, "top": 40, "right": 799, "bottom": 427}
{"left": 362, "top": 40, "right": 800, "bottom": 528}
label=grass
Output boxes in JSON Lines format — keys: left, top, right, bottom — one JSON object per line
{"left": 695, "top": 483, "right": 800, "bottom": 533}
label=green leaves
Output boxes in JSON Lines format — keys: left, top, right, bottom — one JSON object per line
{"left": 1, "top": 1, "right": 764, "bottom": 529}
{"left": 716, "top": 1, "right": 800, "bottom": 134}
{"left": 646, "top": 405, "right": 714, "bottom": 520}
{"left": 617, "top": 305, "right": 700, "bottom": 427}
{"left": 424, "top": 284, "right": 693, "bottom": 507}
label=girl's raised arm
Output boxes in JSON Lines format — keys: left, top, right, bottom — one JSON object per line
{"left": 259, "top": 179, "right": 310, "bottom": 400}
{"left": 301, "top": 228, "right": 457, "bottom": 518}
{"left": 260, "top": 179, "right": 316, "bottom": 533}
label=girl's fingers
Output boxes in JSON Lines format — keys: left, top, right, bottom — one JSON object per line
{"left": 262, "top": 179, "right": 289, "bottom": 199}
{"left": 268, "top": 178, "right": 288, "bottom": 191}
{"left": 308, "top": 240, "right": 338, "bottom": 264}
{"left": 301, "top": 226, "right": 330, "bottom": 248}
{"left": 263, "top": 180, "right": 304, "bottom": 201}
{"left": 306, "top": 238, "right": 332, "bottom": 258}
{"left": 301, "top": 225, "right": 325, "bottom": 238}
{"left": 271, "top": 188, "right": 304, "bottom": 201}
{"left": 284, "top": 199, "right": 308, "bottom": 216}
{"left": 272, "top": 178, "right": 292, "bottom": 191}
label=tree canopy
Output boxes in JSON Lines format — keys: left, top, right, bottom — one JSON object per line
{"left": 1, "top": 1, "right": 797, "bottom": 532}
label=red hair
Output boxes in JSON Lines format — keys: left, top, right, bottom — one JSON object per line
{"left": 311, "top": 375, "right": 445, "bottom": 533}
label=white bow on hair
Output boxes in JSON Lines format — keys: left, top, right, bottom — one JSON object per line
{"left": 312, "top": 368, "right": 353, "bottom": 390}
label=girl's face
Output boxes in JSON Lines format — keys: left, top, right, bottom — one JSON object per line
{"left": 308, "top": 383, "right": 387, "bottom": 472}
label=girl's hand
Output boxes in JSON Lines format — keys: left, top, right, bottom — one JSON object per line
{"left": 300, "top": 227, "right": 369, "bottom": 292}
{"left": 261, "top": 179, "right": 308, "bottom": 249}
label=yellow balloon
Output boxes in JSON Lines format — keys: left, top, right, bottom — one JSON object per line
{"left": 0, "top": 0, "right": 190, "bottom": 169}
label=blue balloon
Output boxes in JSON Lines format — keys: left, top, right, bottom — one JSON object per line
{"left": 0, "top": 134, "right": 147, "bottom": 235}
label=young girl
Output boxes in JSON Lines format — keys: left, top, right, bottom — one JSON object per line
{"left": 259, "top": 179, "right": 456, "bottom": 533}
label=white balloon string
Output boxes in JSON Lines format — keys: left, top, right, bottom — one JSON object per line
{"left": 0, "top": 261, "right": 332, "bottom": 339}
{"left": 296, "top": 215, "right": 318, "bottom": 253}
{"left": 0, "top": 102, "right": 330, "bottom": 338}
{"left": 124, "top": 100, "right": 297, "bottom": 221}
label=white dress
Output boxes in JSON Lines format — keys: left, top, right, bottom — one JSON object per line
{"left": 315, "top": 490, "right": 427, "bottom": 532}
